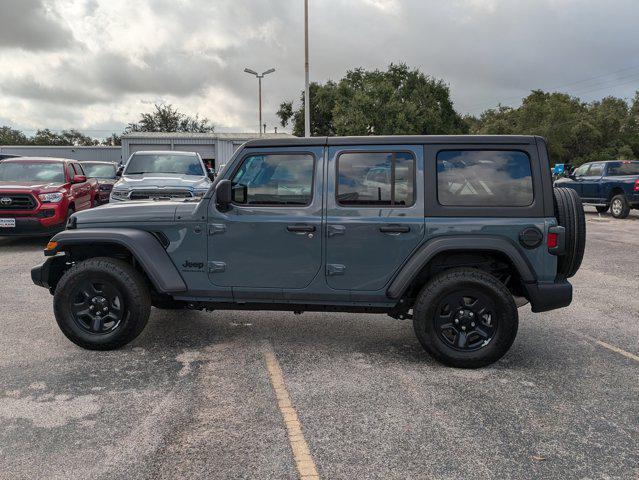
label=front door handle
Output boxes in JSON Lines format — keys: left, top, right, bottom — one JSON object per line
{"left": 287, "top": 224, "right": 316, "bottom": 233}
{"left": 379, "top": 225, "right": 411, "bottom": 234}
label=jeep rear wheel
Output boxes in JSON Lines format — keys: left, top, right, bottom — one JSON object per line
{"left": 54, "top": 257, "right": 151, "bottom": 350}
{"left": 413, "top": 268, "right": 518, "bottom": 368}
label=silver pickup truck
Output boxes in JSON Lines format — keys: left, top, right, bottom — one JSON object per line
{"left": 110, "top": 151, "right": 214, "bottom": 202}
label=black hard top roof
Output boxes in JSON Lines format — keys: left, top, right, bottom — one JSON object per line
{"left": 243, "top": 135, "right": 540, "bottom": 148}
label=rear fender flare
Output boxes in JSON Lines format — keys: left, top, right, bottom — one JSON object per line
{"left": 387, "top": 235, "right": 536, "bottom": 299}
{"left": 48, "top": 228, "right": 187, "bottom": 293}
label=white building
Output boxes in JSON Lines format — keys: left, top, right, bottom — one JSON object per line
{"left": 120, "top": 132, "right": 292, "bottom": 170}
{"left": 1, "top": 132, "right": 293, "bottom": 169}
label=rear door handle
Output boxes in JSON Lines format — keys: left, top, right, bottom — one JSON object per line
{"left": 287, "top": 224, "right": 316, "bottom": 233}
{"left": 379, "top": 225, "right": 410, "bottom": 234}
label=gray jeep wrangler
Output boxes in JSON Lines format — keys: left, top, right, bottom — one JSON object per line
{"left": 32, "top": 136, "right": 586, "bottom": 368}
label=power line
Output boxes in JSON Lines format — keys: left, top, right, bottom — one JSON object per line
{"left": 465, "top": 64, "right": 639, "bottom": 114}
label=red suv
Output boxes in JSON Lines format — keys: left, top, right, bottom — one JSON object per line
{"left": 0, "top": 157, "right": 98, "bottom": 236}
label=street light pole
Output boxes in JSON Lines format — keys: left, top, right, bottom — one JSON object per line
{"left": 304, "top": 0, "right": 310, "bottom": 137}
{"left": 244, "top": 67, "right": 276, "bottom": 135}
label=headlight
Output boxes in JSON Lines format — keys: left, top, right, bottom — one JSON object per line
{"left": 38, "top": 192, "right": 64, "bottom": 203}
{"left": 110, "top": 190, "right": 129, "bottom": 199}
{"left": 193, "top": 191, "right": 206, "bottom": 198}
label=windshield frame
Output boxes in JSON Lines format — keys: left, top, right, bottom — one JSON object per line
{"left": 124, "top": 153, "right": 205, "bottom": 176}
{"left": 0, "top": 161, "right": 68, "bottom": 183}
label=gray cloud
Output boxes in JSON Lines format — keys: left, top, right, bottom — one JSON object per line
{"left": 0, "top": 0, "right": 74, "bottom": 51}
{"left": 0, "top": 0, "right": 638, "bottom": 134}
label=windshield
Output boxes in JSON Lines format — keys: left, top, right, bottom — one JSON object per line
{"left": 82, "top": 163, "right": 116, "bottom": 179}
{"left": 0, "top": 162, "right": 66, "bottom": 183}
{"left": 607, "top": 161, "right": 639, "bottom": 176}
{"left": 124, "top": 154, "right": 204, "bottom": 176}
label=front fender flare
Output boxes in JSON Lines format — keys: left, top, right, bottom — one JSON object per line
{"left": 47, "top": 228, "right": 187, "bottom": 293}
{"left": 386, "top": 235, "right": 537, "bottom": 299}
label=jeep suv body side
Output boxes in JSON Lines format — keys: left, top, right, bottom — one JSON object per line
{"left": 32, "top": 136, "right": 584, "bottom": 367}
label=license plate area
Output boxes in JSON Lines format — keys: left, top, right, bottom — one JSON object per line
{"left": 0, "top": 218, "right": 16, "bottom": 228}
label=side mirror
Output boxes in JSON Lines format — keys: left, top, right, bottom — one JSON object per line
{"left": 72, "top": 175, "right": 86, "bottom": 184}
{"left": 215, "top": 179, "right": 232, "bottom": 211}
{"left": 116, "top": 166, "right": 123, "bottom": 177}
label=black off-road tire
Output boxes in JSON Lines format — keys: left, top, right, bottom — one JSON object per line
{"left": 595, "top": 205, "right": 609, "bottom": 213}
{"left": 54, "top": 257, "right": 151, "bottom": 350}
{"left": 553, "top": 187, "right": 586, "bottom": 278}
{"left": 610, "top": 194, "right": 630, "bottom": 219}
{"left": 413, "top": 268, "right": 519, "bottom": 369}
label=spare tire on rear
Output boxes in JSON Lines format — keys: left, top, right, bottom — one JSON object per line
{"left": 553, "top": 187, "right": 586, "bottom": 278}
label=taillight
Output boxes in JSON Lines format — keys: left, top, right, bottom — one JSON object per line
{"left": 547, "top": 232, "right": 558, "bottom": 249}
{"left": 634, "top": 179, "right": 639, "bottom": 192}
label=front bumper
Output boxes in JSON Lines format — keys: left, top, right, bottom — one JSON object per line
{"left": 524, "top": 280, "right": 573, "bottom": 313}
{"left": 31, "top": 255, "right": 67, "bottom": 291}
{"left": 0, "top": 215, "right": 66, "bottom": 237}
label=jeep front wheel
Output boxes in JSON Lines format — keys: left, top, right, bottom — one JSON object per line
{"left": 413, "top": 268, "right": 518, "bottom": 368}
{"left": 53, "top": 257, "right": 151, "bottom": 350}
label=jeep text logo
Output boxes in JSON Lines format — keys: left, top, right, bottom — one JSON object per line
{"left": 182, "top": 260, "right": 204, "bottom": 270}
{"left": 0, "top": 197, "right": 12, "bottom": 206}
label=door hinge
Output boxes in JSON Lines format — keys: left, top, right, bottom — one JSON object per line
{"left": 208, "top": 261, "right": 226, "bottom": 273}
{"left": 326, "top": 264, "right": 346, "bottom": 276}
{"left": 208, "top": 224, "right": 226, "bottom": 235}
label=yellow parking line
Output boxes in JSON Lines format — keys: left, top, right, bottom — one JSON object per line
{"left": 588, "top": 337, "right": 639, "bottom": 363}
{"left": 263, "top": 344, "right": 320, "bottom": 480}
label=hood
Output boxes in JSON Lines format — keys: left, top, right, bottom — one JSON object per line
{"left": 73, "top": 201, "right": 181, "bottom": 224}
{"left": 114, "top": 173, "right": 211, "bottom": 190}
{"left": 0, "top": 180, "right": 67, "bottom": 193}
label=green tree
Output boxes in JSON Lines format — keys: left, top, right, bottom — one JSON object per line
{"left": 125, "top": 104, "right": 214, "bottom": 133}
{"left": 468, "top": 90, "right": 639, "bottom": 165}
{"left": 0, "top": 126, "right": 29, "bottom": 145}
{"left": 278, "top": 64, "right": 467, "bottom": 136}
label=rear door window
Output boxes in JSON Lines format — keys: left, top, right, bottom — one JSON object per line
{"left": 437, "top": 150, "right": 533, "bottom": 207}
{"left": 337, "top": 151, "right": 415, "bottom": 206}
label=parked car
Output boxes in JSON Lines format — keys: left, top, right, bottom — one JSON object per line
{"left": 110, "top": 151, "right": 214, "bottom": 202}
{"left": 81, "top": 161, "right": 118, "bottom": 205}
{"left": 0, "top": 157, "right": 98, "bottom": 236}
{"left": 32, "top": 135, "right": 585, "bottom": 368}
{"left": 554, "top": 160, "right": 639, "bottom": 218}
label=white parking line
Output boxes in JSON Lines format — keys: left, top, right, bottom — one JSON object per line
{"left": 263, "top": 343, "right": 320, "bottom": 480}
{"left": 587, "top": 337, "right": 639, "bottom": 363}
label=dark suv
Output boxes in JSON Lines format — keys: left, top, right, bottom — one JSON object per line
{"left": 32, "top": 136, "right": 586, "bottom": 368}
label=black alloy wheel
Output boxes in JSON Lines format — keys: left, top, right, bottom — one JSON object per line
{"left": 434, "top": 289, "right": 497, "bottom": 352}
{"left": 54, "top": 257, "right": 151, "bottom": 350}
{"left": 69, "top": 279, "right": 125, "bottom": 334}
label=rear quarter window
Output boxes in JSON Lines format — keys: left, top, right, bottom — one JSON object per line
{"left": 437, "top": 150, "right": 534, "bottom": 207}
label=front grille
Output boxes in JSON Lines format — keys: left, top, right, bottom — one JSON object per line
{"left": 0, "top": 193, "right": 37, "bottom": 210}
{"left": 129, "top": 190, "right": 193, "bottom": 200}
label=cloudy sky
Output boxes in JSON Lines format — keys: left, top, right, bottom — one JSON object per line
{"left": 0, "top": 0, "right": 638, "bottom": 138}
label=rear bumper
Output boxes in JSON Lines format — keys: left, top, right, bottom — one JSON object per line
{"left": 524, "top": 280, "right": 573, "bottom": 313}
{"left": 628, "top": 193, "right": 639, "bottom": 207}
{"left": 0, "top": 216, "right": 66, "bottom": 237}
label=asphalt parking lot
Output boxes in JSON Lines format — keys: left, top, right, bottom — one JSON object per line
{"left": 0, "top": 207, "right": 637, "bottom": 480}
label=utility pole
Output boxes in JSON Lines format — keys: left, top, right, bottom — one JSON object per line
{"left": 244, "top": 68, "right": 276, "bottom": 136}
{"left": 304, "top": 0, "right": 310, "bottom": 137}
